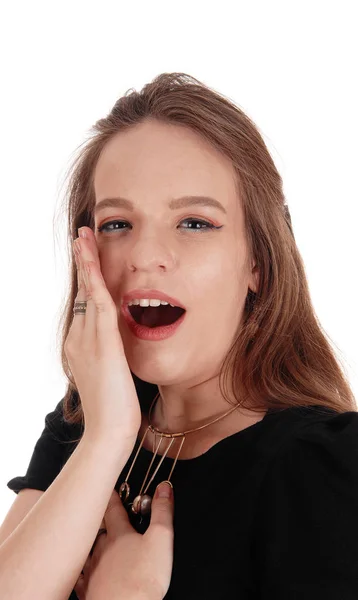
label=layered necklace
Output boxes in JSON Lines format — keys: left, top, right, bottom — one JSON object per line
{"left": 119, "top": 391, "right": 243, "bottom": 518}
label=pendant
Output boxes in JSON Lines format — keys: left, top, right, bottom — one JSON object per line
{"left": 131, "top": 493, "right": 152, "bottom": 516}
{"left": 119, "top": 481, "right": 130, "bottom": 502}
{"left": 117, "top": 408, "right": 187, "bottom": 520}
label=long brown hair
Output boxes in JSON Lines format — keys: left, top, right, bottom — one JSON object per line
{"left": 54, "top": 71, "right": 356, "bottom": 429}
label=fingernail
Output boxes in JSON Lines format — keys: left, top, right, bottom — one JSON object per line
{"left": 78, "top": 227, "right": 87, "bottom": 238}
{"left": 156, "top": 481, "right": 173, "bottom": 498}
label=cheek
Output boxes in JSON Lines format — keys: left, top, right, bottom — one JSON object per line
{"left": 98, "top": 255, "right": 124, "bottom": 299}
{"left": 194, "top": 247, "right": 240, "bottom": 291}
{"left": 193, "top": 250, "right": 246, "bottom": 327}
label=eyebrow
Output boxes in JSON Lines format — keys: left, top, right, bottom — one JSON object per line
{"left": 94, "top": 195, "right": 227, "bottom": 216}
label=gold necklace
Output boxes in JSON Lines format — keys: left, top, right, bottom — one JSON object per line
{"left": 119, "top": 391, "right": 243, "bottom": 518}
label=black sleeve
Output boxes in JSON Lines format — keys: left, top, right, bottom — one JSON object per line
{"left": 252, "top": 410, "right": 358, "bottom": 599}
{"left": 7, "top": 394, "right": 83, "bottom": 495}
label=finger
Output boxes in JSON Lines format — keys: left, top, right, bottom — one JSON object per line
{"left": 78, "top": 241, "right": 121, "bottom": 356}
{"left": 74, "top": 250, "right": 84, "bottom": 295}
{"left": 145, "top": 482, "right": 174, "bottom": 589}
{"left": 148, "top": 481, "right": 174, "bottom": 534}
{"left": 78, "top": 227, "right": 101, "bottom": 267}
{"left": 70, "top": 226, "right": 101, "bottom": 339}
{"left": 103, "top": 489, "right": 133, "bottom": 537}
{"left": 69, "top": 242, "right": 88, "bottom": 339}
{"left": 74, "top": 237, "right": 97, "bottom": 345}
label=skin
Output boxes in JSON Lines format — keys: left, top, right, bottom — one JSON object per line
{"left": 92, "top": 118, "right": 267, "bottom": 458}
{"left": 74, "top": 485, "right": 174, "bottom": 600}
{"left": 71, "top": 237, "right": 175, "bottom": 599}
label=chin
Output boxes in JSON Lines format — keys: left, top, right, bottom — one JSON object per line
{"left": 128, "top": 355, "right": 184, "bottom": 387}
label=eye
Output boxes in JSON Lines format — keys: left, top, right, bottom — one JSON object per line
{"left": 180, "top": 218, "right": 219, "bottom": 232}
{"left": 97, "top": 220, "right": 129, "bottom": 233}
{"left": 97, "top": 218, "right": 223, "bottom": 234}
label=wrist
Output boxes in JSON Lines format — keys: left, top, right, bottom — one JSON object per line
{"left": 81, "top": 428, "right": 136, "bottom": 460}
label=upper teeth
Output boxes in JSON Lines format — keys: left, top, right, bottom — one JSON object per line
{"left": 127, "top": 299, "right": 176, "bottom": 307}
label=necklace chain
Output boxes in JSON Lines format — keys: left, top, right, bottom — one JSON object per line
{"left": 119, "top": 391, "right": 245, "bottom": 519}
{"left": 147, "top": 392, "right": 242, "bottom": 437}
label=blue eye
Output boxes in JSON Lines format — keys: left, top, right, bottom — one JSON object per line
{"left": 180, "top": 219, "right": 219, "bottom": 232}
{"left": 97, "top": 219, "right": 222, "bottom": 234}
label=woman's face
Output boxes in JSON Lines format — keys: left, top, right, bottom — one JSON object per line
{"left": 93, "top": 119, "right": 258, "bottom": 387}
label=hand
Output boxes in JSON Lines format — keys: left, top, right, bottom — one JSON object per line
{"left": 64, "top": 226, "right": 142, "bottom": 442}
{"left": 74, "top": 483, "right": 175, "bottom": 600}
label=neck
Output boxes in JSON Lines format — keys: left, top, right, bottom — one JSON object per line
{"left": 148, "top": 377, "right": 265, "bottom": 435}
{"left": 137, "top": 377, "right": 268, "bottom": 461}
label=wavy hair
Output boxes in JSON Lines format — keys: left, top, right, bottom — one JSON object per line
{"left": 54, "top": 72, "right": 356, "bottom": 429}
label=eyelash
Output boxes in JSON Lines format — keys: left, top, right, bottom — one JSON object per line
{"left": 97, "top": 218, "right": 223, "bottom": 235}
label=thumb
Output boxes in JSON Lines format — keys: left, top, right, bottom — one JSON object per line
{"left": 146, "top": 481, "right": 175, "bottom": 595}
{"left": 150, "top": 481, "right": 174, "bottom": 529}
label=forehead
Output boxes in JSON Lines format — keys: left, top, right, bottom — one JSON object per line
{"left": 93, "top": 120, "right": 239, "bottom": 209}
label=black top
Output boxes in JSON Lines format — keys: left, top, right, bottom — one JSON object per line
{"left": 7, "top": 376, "right": 358, "bottom": 599}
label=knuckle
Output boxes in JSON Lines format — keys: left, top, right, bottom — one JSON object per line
{"left": 81, "top": 342, "right": 93, "bottom": 355}
{"left": 95, "top": 300, "right": 107, "bottom": 314}
{"left": 64, "top": 338, "right": 76, "bottom": 357}
{"left": 97, "top": 299, "right": 117, "bottom": 318}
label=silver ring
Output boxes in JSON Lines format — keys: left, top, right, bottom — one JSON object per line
{"left": 73, "top": 301, "right": 87, "bottom": 315}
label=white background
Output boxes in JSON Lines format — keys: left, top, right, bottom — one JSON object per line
{"left": 0, "top": 0, "right": 357, "bottom": 522}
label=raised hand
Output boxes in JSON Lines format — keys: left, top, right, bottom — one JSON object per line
{"left": 64, "top": 226, "right": 142, "bottom": 445}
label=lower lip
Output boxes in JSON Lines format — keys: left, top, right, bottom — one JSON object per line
{"left": 121, "top": 304, "right": 187, "bottom": 341}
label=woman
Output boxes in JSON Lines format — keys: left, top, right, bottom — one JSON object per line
{"left": 3, "top": 71, "right": 358, "bottom": 599}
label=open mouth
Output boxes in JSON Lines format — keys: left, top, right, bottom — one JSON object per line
{"left": 128, "top": 304, "right": 186, "bottom": 328}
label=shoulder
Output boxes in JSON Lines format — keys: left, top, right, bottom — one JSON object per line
{"left": 259, "top": 405, "right": 358, "bottom": 505}
{"left": 280, "top": 406, "right": 358, "bottom": 472}
{"left": 253, "top": 408, "right": 358, "bottom": 595}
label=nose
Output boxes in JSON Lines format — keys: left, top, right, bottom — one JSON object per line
{"left": 125, "top": 237, "right": 176, "bottom": 273}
